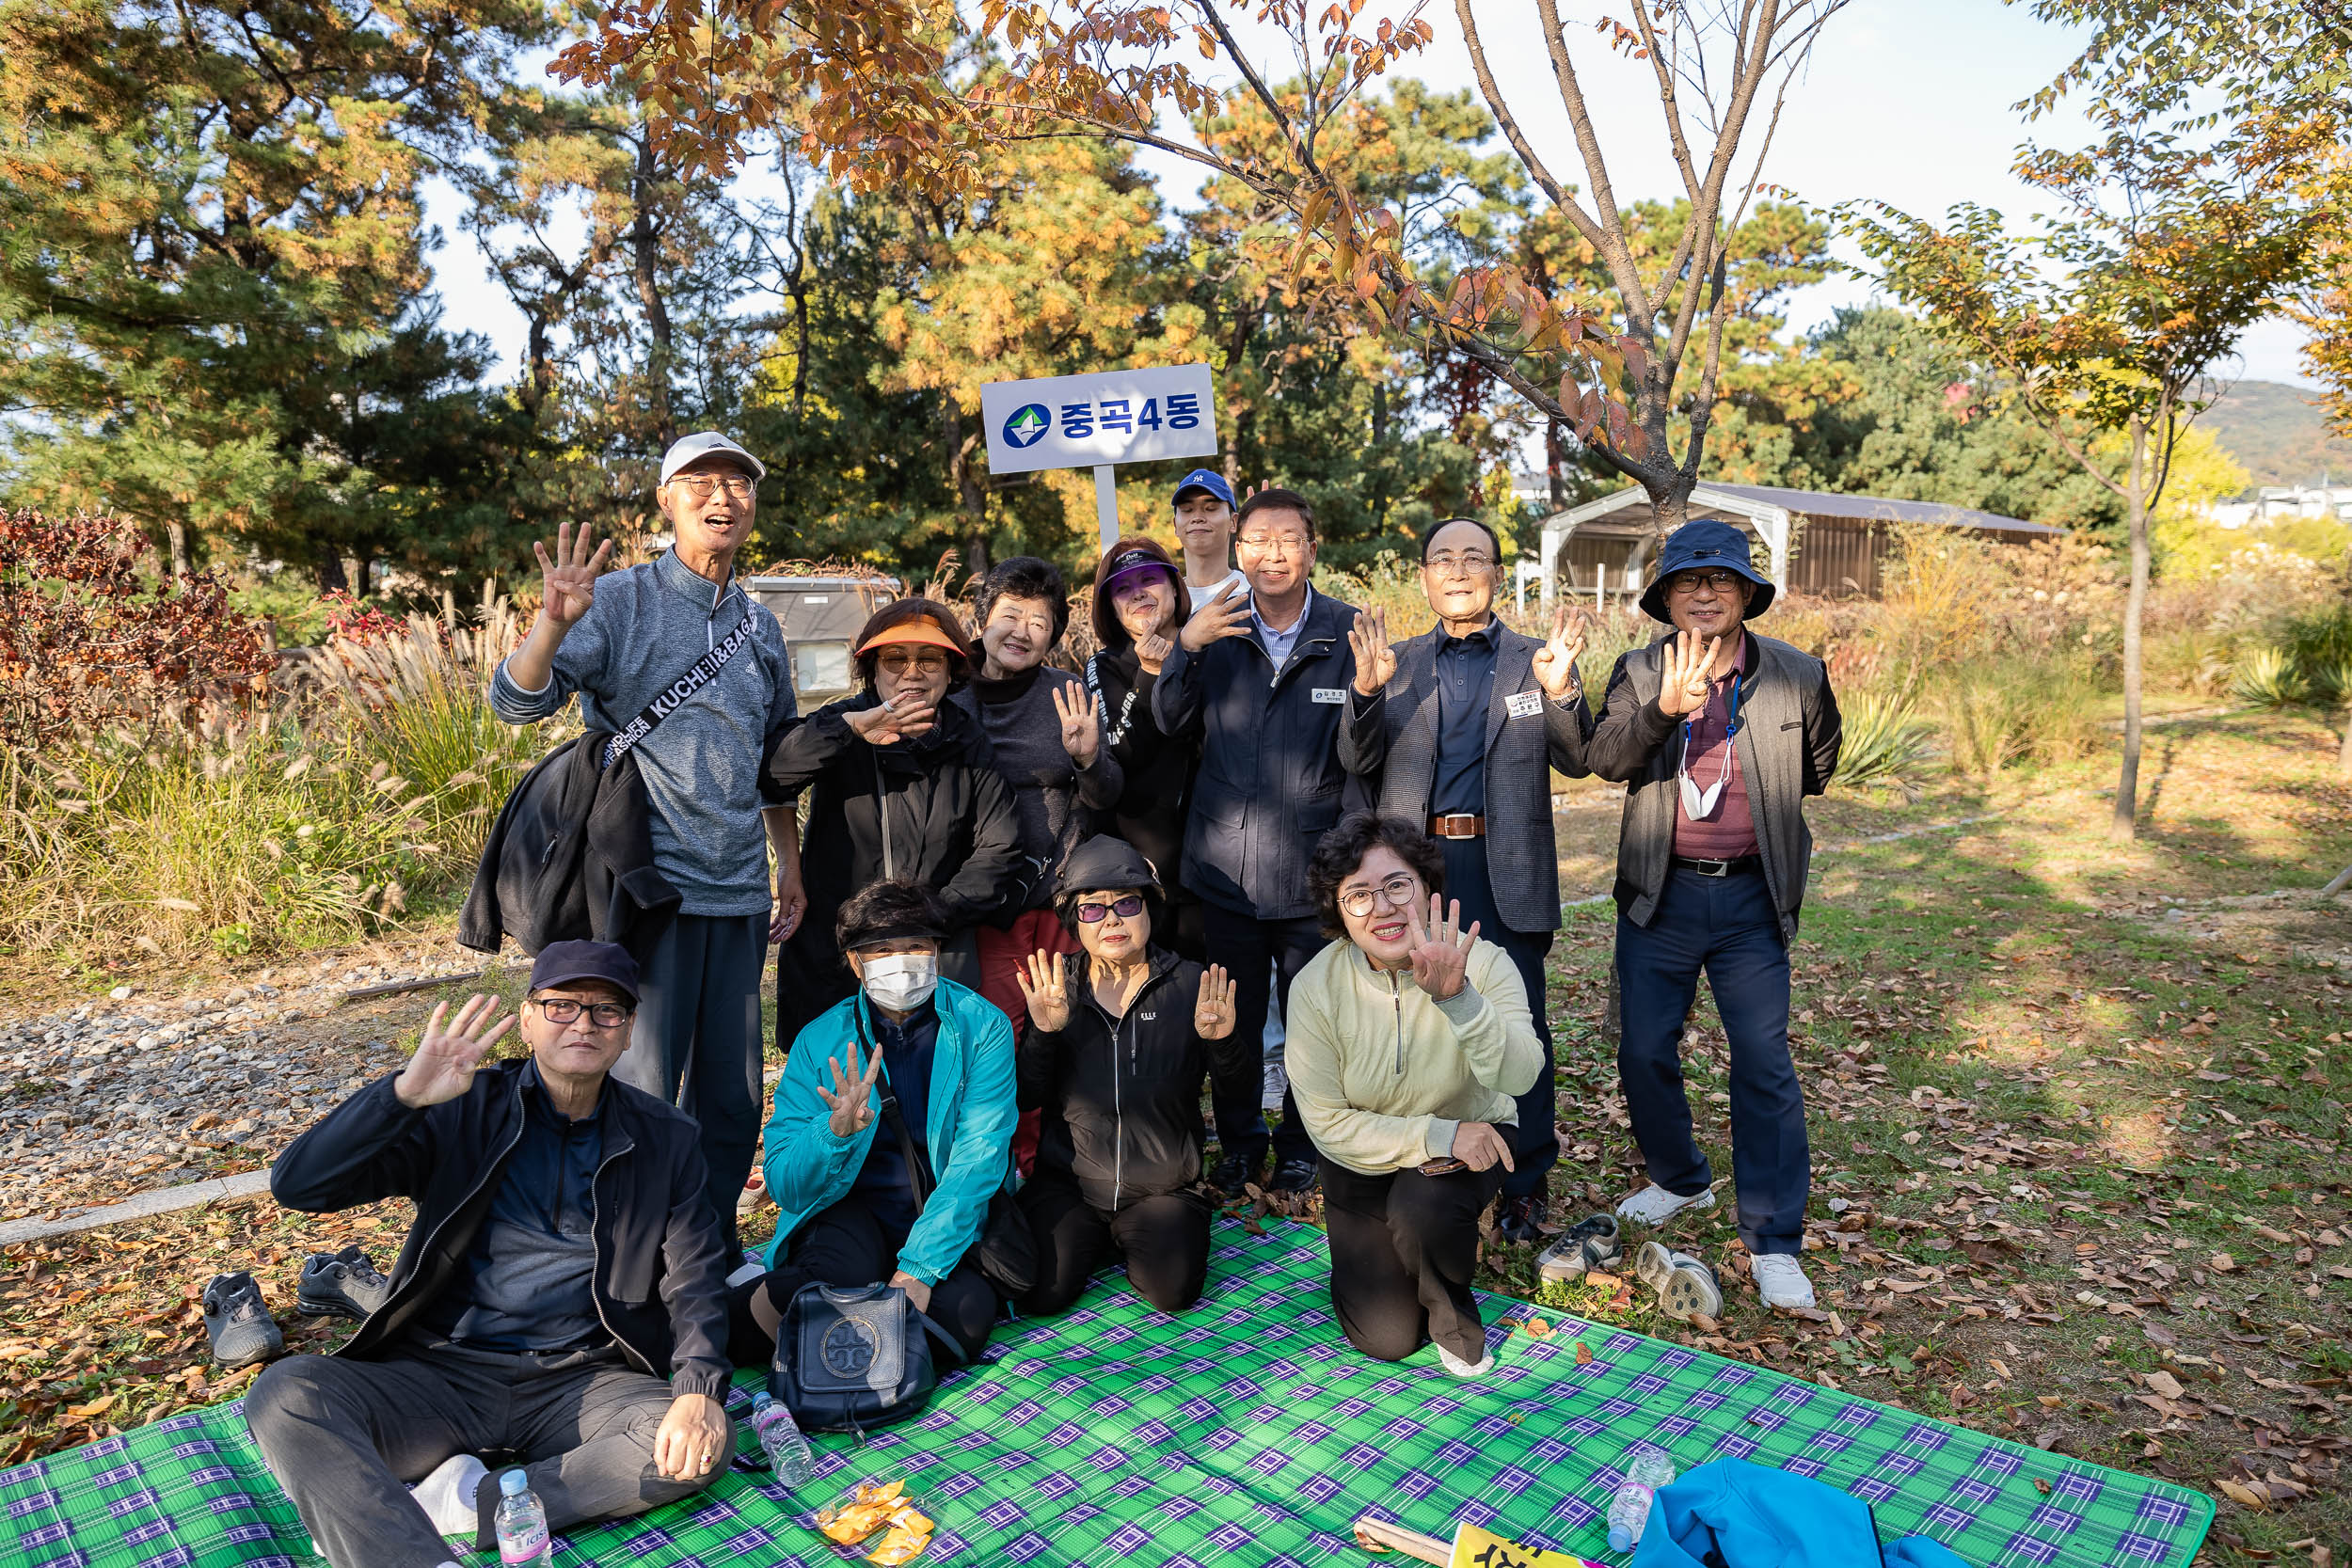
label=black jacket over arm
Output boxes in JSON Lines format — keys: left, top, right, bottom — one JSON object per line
{"left": 1336, "top": 621, "right": 1593, "bottom": 934}
{"left": 270, "top": 1061, "right": 730, "bottom": 1399}
{"left": 1582, "top": 628, "right": 1842, "bottom": 941}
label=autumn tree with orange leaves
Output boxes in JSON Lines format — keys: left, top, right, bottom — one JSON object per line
{"left": 552, "top": 0, "right": 1851, "bottom": 537}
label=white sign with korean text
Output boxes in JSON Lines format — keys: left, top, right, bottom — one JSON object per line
{"left": 980, "top": 364, "right": 1218, "bottom": 475}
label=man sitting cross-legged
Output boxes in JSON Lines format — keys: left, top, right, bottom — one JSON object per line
{"left": 246, "top": 941, "right": 732, "bottom": 1568}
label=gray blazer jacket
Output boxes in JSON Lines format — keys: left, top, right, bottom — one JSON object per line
{"left": 1337, "top": 622, "right": 1593, "bottom": 934}
{"left": 1584, "top": 629, "right": 1842, "bottom": 941}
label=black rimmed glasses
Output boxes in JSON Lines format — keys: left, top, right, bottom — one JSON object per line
{"left": 1336, "top": 873, "right": 1421, "bottom": 920}
{"left": 1668, "top": 569, "right": 1743, "bottom": 595}
{"left": 532, "top": 998, "right": 634, "bottom": 1029}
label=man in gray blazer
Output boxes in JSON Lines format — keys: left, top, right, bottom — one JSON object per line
{"left": 1337, "top": 516, "right": 1593, "bottom": 1242}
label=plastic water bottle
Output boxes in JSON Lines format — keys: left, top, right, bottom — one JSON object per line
{"left": 1605, "top": 1443, "right": 1676, "bottom": 1553}
{"left": 749, "top": 1392, "right": 818, "bottom": 1489}
{"left": 493, "top": 1469, "right": 550, "bottom": 1567}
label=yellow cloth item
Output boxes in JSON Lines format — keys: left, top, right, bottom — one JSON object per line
{"left": 1283, "top": 937, "right": 1543, "bottom": 1177}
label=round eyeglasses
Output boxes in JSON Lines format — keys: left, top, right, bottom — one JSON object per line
{"left": 1337, "top": 873, "right": 1422, "bottom": 920}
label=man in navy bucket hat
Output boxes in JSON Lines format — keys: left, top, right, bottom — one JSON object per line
{"left": 1584, "top": 518, "right": 1841, "bottom": 1313}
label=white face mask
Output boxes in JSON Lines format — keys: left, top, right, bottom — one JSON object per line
{"left": 860, "top": 953, "right": 938, "bottom": 1011}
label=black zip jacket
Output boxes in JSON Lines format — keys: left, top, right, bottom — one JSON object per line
{"left": 1083, "top": 647, "right": 1195, "bottom": 887}
{"left": 270, "top": 1061, "right": 730, "bottom": 1400}
{"left": 1015, "top": 947, "right": 1257, "bottom": 1212}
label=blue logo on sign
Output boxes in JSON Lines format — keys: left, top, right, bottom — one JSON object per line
{"left": 1002, "top": 403, "right": 1050, "bottom": 449}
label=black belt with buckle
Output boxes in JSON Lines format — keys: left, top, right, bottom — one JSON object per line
{"left": 1673, "top": 854, "right": 1761, "bottom": 878}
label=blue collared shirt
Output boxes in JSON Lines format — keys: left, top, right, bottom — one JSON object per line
{"left": 1251, "top": 586, "right": 1315, "bottom": 677}
{"left": 1430, "top": 618, "right": 1501, "bottom": 816}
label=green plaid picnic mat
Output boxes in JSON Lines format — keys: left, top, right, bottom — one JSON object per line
{"left": 2, "top": 1218, "right": 2211, "bottom": 1568}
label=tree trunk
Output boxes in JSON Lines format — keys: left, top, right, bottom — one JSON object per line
{"left": 164, "top": 520, "right": 193, "bottom": 581}
{"left": 2111, "top": 417, "right": 2150, "bottom": 842}
{"left": 944, "top": 402, "right": 988, "bottom": 577}
{"left": 343, "top": 553, "right": 369, "bottom": 599}
{"left": 1546, "top": 419, "right": 1568, "bottom": 512}
{"left": 629, "top": 136, "right": 676, "bottom": 447}
{"left": 2339, "top": 704, "right": 2352, "bottom": 781}
{"left": 314, "top": 547, "right": 350, "bottom": 595}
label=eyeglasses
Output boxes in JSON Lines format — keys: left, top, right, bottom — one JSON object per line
{"left": 1668, "top": 569, "right": 1744, "bottom": 595}
{"left": 532, "top": 998, "right": 633, "bottom": 1028}
{"left": 1336, "top": 873, "right": 1422, "bottom": 920}
{"left": 669, "top": 472, "right": 756, "bottom": 500}
{"left": 1424, "top": 551, "right": 1495, "bottom": 576}
{"left": 1236, "top": 532, "right": 1311, "bottom": 557}
{"left": 1075, "top": 895, "right": 1147, "bottom": 923}
{"left": 876, "top": 649, "right": 949, "bottom": 674}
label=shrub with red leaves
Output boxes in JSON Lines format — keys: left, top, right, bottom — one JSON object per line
{"left": 0, "top": 509, "right": 273, "bottom": 744}
{"left": 318, "top": 589, "right": 411, "bottom": 647}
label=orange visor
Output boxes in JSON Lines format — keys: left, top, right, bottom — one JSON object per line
{"left": 856, "top": 616, "right": 966, "bottom": 657}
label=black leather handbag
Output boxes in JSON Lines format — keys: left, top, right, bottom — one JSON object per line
{"left": 771, "top": 1280, "right": 962, "bottom": 1433}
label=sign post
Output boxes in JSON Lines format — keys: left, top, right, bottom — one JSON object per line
{"left": 981, "top": 364, "right": 1219, "bottom": 550}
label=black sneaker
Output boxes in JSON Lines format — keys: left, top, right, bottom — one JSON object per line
{"left": 1207, "top": 1153, "right": 1259, "bottom": 1196}
{"left": 1268, "top": 1157, "right": 1319, "bottom": 1196}
{"left": 1496, "top": 1193, "right": 1546, "bottom": 1243}
{"left": 202, "top": 1271, "right": 283, "bottom": 1368}
{"left": 295, "top": 1245, "right": 390, "bottom": 1322}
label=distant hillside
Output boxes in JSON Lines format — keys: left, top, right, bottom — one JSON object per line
{"left": 2200, "top": 380, "right": 2352, "bottom": 488}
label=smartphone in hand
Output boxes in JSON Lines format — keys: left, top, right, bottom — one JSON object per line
{"left": 1417, "top": 1157, "right": 1469, "bottom": 1177}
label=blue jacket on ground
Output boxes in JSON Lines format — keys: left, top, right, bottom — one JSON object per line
{"left": 759, "top": 979, "right": 1016, "bottom": 1285}
{"left": 1629, "top": 1459, "right": 1970, "bottom": 1568}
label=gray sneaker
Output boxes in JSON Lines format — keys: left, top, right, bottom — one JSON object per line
{"left": 295, "top": 1245, "right": 390, "bottom": 1322}
{"left": 1537, "top": 1212, "right": 1625, "bottom": 1283}
{"left": 202, "top": 1271, "right": 283, "bottom": 1367}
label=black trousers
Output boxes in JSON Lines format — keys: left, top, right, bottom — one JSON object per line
{"left": 730, "top": 1194, "right": 1002, "bottom": 1367}
{"left": 1014, "top": 1179, "right": 1211, "bottom": 1316}
{"left": 246, "top": 1340, "right": 722, "bottom": 1568}
{"left": 1436, "top": 839, "right": 1558, "bottom": 1201}
{"left": 616, "top": 911, "right": 766, "bottom": 1260}
{"left": 1320, "top": 1157, "right": 1502, "bottom": 1365}
{"left": 1615, "top": 867, "right": 1809, "bottom": 1255}
{"left": 1201, "top": 907, "right": 1324, "bottom": 1169}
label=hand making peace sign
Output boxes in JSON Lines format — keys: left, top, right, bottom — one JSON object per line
{"left": 1347, "top": 607, "right": 1396, "bottom": 697}
{"left": 817, "top": 1037, "right": 885, "bottom": 1138}
{"left": 1193, "top": 964, "right": 1236, "bottom": 1039}
{"left": 1053, "top": 679, "right": 1101, "bottom": 768}
{"left": 532, "top": 521, "right": 612, "bottom": 631}
{"left": 1405, "top": 893, "right": 1480, "bottom": 1003}
{"left": 1012, "top": 950, "right": 1072, "bottom": 1034}
{"left": 1530, "top": 603, "right": 1590, "bottom": 700}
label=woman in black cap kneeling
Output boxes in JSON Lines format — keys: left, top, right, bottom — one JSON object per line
{"left": 1009, "top": 836, "right": 1250, "bottom": 1314}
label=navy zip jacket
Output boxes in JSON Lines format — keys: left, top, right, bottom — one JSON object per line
{"left": 1149, "top": 588, "right": 1367, "bottom": 920}
{"left": 270, "top": 1059, "right": 731, "bottom": 1400}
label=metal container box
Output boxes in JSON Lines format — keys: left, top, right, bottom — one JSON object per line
{"left": 744, "top": 574, "right": 902, "bottom": 710}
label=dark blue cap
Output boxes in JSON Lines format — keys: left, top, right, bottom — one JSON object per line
{"left": 1639, "top": 518, "right": 1776, "bottom": 624}
{"left": 1172, "top": 467, "right": 1235, "bottom": 510}
{"left": 529, "top": 940, "right": 640, "bottom": 1003}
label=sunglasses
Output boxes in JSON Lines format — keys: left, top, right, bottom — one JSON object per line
{"left": 1075, "top": 895, "right": 1147, "bottom": 923}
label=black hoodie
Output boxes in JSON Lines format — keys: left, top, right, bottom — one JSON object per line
{"left": 1016, "top": 945, "right": 1257, "bottom": 1212}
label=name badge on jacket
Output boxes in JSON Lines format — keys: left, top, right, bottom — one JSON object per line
{"left": 1505, "top": 689, "right": 1544, "bottom": 720}
{"left": 1311, "top": 688, "right": 1345, "bottom": 704}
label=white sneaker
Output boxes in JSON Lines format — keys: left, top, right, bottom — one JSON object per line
{"left": 1262, "top": 1060, "right": 1289, "bottom": 1113}
{"left": 1750, "top": 1252, "right": 1817, "bottom": 1310}
{"left": 1437, "top": 1341, "right": 1494, "bottom": 1378}
{"left": 1615, "top": 1184, "right": 1716, "bottom": 1227}
{"left": 409, "top": 1453, "right": 487, "bottom": 1538}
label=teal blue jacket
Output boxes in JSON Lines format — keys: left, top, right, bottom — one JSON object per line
{"left": 759, "top": 979, "right": 1016, "bottom": 1284}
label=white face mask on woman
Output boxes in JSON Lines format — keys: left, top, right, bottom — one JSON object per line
{"left": 860, "top": 953, "right": 938, "bottom": 1011}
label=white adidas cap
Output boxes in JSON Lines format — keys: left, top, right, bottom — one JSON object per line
{"left": 658, "top": 431, "right": 767, "bottom": 485}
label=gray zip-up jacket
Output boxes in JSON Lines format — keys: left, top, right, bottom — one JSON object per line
{"left": 1584, "top": 628, "right": 1841, "bottom": 941}
{"left": 489, "top": 550, "right": 797, "bottom": 917}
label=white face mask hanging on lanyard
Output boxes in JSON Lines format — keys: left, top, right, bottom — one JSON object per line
{"left": 1677, "top": 668, "right": 1745, "bottom": 821}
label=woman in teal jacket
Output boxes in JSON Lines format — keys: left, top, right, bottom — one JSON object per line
{"left": 726, "top": 879, "right": 1017, "bottom": 1362}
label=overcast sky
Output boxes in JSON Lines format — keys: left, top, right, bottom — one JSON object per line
{"left": 420, "top": 0, "right": 2317, "bottom": 389}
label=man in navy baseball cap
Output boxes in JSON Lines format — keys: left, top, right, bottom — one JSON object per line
{"left": 1171, "top": 467, "right": 1245, "bottom": 608}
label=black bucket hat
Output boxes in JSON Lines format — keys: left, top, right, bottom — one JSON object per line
{"left": 1057, "top": 835, "right": 1161, "bottom": 895}
{"left": 1638, "top": 518, "right": 1776, "bottom": 624}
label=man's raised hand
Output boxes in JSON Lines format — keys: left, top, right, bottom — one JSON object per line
{"left": 1193, "top": 963, "right": 1236, "bottom": 1039}
{"left": 1053, "top": 680, "right": 1101, "bottom": 768}
{"left": 1348, "top": 608, "right": 1396, "bottom": 697}
{"left": 1012, "top": 950, "right": 1071, "bottom": 1033}
{"left": 531, "top": 521, "right": 612, "bottom": 631}
{"left": 1531, "top": 604, "right": 1590, "bottom": 700}
{"left": 392, "top": 995, "right": 514, "bottom": 1109}
{"left": 1656, "top": 627, "right": 1724, "bottom": 718}
{"left": 817, "top": 1038, "right": 884, "bottom": 1138}
{"left": 845, "top": 689, "right": 936, "bottom": 746}
{"left": 1405, "top": 893, "right": 1478, "bottom": 1003}
{"left": 1178, "top": 580, "right": 1253, "bottom": 653}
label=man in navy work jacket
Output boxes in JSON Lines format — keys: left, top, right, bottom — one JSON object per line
{"left": 246, "top": 941, "right": 732, "bottom": 1568}
{"left": 1152, "top": 485, "right": 1361, "bottom": 1200}
{"left": 1584, "top": 519, "right": 1841, "bottom": 1311}
{"left": 1338, "top": 515, "right": 1594, "bottom": 1242}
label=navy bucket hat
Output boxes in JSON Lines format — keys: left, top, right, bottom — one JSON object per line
{"left": 1639, "top": 518, "right": 1776, "bottom": 625}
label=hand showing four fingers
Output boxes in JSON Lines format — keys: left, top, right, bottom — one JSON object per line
{"left": 1011, "top": 949, "right": 1072, "bottom": 1034}
{"left": 1656, "top": 626, "right": 1725, "bottom": 718}
{"left": 1347, "top": 607, "right": 1396, "bottom": 697}
{"left": 1531, "top": 604, "right": 1590, "bottom": 700}
{"left": 1405, "top": 894, "right": 1479, "bottom": 1003}
{"left": 1193, "top": 964, "right": 1236, "bottom": 1039}
{"left": 532, "top": 521, "right": 612, "bottom": 631}
{"left": 817, "top": 1038, "right": 885, "bottom": 1138}
{"left": 1053, "top": 679, "right": 1101, "bottom": 768}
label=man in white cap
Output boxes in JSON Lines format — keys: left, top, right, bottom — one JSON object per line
{"left": 491, "top": 432, "right": 803, "bottom": 1263}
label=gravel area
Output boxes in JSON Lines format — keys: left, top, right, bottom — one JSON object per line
{"left": 0, "top": 940, "right": 513, "bottom": 1224}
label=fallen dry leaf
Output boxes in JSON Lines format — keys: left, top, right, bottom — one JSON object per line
{"left": 2145, "top": 1370, "right": 2185, "bottom": 1401}
{"left": 65, "top": 1394, "right": 116, "bottom": 1418}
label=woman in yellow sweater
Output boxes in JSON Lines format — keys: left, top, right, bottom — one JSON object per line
{"left": 1285, "top": 813, "right": 1545, "bottom": 1377}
